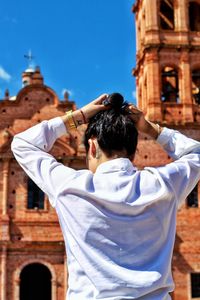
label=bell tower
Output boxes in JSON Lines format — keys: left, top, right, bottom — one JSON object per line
{"left": 133, "top": 0, "right": 200, "bottom": 126}
{"left": 133, "top": 2, "right": 200, "bottom": 300}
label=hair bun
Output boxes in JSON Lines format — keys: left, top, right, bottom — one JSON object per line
{"left": 107, "top": 93, "right": 124, "bottom": 110}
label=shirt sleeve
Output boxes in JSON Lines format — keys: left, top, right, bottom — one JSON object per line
{"left": 11, "top": 117, "right": 77, "bottom": 207}
{"left": 150, "top": 127, "right": 200, "bottom": 207}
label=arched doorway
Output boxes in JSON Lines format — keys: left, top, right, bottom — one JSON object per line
{"left": 20, "top": 263, "right": 52, "bottom": 300}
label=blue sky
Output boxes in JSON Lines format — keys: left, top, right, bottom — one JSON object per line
{"left": 0, "top": 0, "right": 136, "bottom": 108}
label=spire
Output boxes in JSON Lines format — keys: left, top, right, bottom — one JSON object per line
{"left": 24, "top": 50, "right": 35, "bottom": 71}
{"left": 22, "top": 66, "right": 44, "bottom": 86}
{"left": 4, "top": 89, "right": 9, "bottom": 100}
{"left": 22, "top": 51, "right": 44, "bottom": 86}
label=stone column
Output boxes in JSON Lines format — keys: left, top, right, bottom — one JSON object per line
{"left": 2, "top": 159, "right": 9, "bottom": 216}
{"left": 145, "top": 0, "right": 160, "bottom": 45}
{"left": 1, "top": 246, "right": 7, "bottom": 300}
{"left": 146, "top": 50, "right": 162, "bottom": 122}
{"left": 145, "top": 0, "right": 159, "bottom": 31}
{"left": 179, "top": 51, "right": 193, "bottom": 123}
{"left": 176, "top": 0, "right": 188, "bottom": 32}
{"left": 140, "top": 9, "right": 145, "bottom": 47}
{"left": 134, "top": 7, "right": 140, "bottom": 53}
{"left": 13, "top": 277, "right": 20, "bottom": 300}
{"left": 142, "top": 66, "right": 148, "bottom": 112}
{"left": 52, "top": 279, "right": 57, "bottom": 300}
{"left": 136, "top": 65, "right": 143, "bottom": 110}
{"left": 136, "top": 18, "right": 141, "bottom": 53}
{"left": 2, "top": 159, "right": 10, "bottom": 244}
{"left": 175, "top": 0, "right": 189, "bottom": 44}
{"left": 64, "top": 255, "right": 68, "bottom": 299}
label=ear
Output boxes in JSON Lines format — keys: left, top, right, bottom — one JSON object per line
{"left": 88, "top": 138, "right": 97, "bottom": 158}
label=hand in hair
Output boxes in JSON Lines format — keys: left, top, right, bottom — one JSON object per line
{"left": 128, "top": 104, "right": 162, "bottom": 139}
{"left": 81, "top": 94, "right": 109, "bottom": 122}
{"left": 61, "top": 92, "right": 162, "bottom": 140}
{"left": 127, "top": 104, "right": 146, "bottom": 131}
{"left": 61, "top": 94, "right": 109, "bottom": 131}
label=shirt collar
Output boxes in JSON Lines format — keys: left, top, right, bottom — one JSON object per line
{"left": 95, "top": 158, "right": 136, "bottom": 174}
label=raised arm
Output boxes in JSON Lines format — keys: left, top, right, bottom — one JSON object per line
{"left": 11, "top": 94, "right": 108, "bottom": 207}
{"left": 128, "top": 104, "right": 200, "bottom": 206}
{"left": 155, "top": 128, "right": 200, "bottom": 206}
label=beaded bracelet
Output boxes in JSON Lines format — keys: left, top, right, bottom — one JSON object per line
{"left": 65, "top": 110, "right": 77, "bottom": 129}
{"left": 80, "top": 109, "right": 87, "bottom": 124}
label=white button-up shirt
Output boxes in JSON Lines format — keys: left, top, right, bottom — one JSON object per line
{"left": 11, "top": 117, "right": 200, "bottom": 300}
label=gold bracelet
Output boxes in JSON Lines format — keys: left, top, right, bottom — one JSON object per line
{"left": 65, "top": 110, "right": 77, "bottom": 129}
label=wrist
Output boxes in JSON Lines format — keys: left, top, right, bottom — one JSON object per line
{"left": 62, "top": 110, "right": 76, "bottom": 130}
{"left": 61, "top": 109, "right": 87, "bottom": 131}
{"left": 143, "top": 120, "right": 162, "bottom": 139}
{"left": 72, "top": 110, "right": 87, "bottom": 127}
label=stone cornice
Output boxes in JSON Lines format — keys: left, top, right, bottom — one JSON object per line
{"left": 133, "top": 42, "right": 200, "bottom": 76}
{"left": 132, "top": 0, "right": 140, "bottom": 13}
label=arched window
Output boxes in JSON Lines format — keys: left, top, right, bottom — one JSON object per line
{"left": 189, "top": 2, "right": 200, "bottom": 31}
{"left": 159, "top": 0, "right": 174, "bottom": 30}
{"left": 20, "top": 263, "right": 52, "bottom": 300}
{"left": 191, "top": 273, "right": 200, "bottom": 297}
{"left": 192, "top": 69, "right": 200, "bottom": 104}
{"left": 187, "top": 184, "right": 198, "bottom": 207}
{"left": 27, "top": 177, "right": 45, "bottom": 209}
{"left": 161, "top": 67, "right": 179, "bottom": 102}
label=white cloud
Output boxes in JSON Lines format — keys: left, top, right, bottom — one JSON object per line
{"left": 0, "top": 66, "right": 11, "bottom": 81}
{"left": 61, "top": 88, "right": 73, "bottom": 98}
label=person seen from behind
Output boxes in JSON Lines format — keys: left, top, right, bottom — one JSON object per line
{"left": 11, "top": 93, "right": 200, "bottom": 300}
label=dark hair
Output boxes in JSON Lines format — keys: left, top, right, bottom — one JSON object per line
{"left": 84, "top": 93, "right": 138, "bottom": 160}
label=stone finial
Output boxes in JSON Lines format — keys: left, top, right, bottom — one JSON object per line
{"left": 64, "top": 91, "right": 70, "bottom": 101}
{"left": 22, "top": 66, "right": 44, "bottom": 86}
{"left": 32, "top": 66, "right": 44, "bottom": 85}
{"left": 4, "top": 89, "right": 9, "bottom": 100}
{"left": 22, "top": 68, "right": 34, "bottom": 86}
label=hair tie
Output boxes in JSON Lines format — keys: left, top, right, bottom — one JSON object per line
{"left": 103, "top": 98, "right": 111, "bottom": 106}
{"left": 121, "top": 102, "right": 129, "bottom": 111}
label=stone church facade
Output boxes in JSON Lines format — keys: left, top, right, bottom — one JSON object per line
{"left": 0, "top": 1, "right": 200, "bottom": 299}
{"left": 0, "top": 68, "right": 86, "bottom": 300}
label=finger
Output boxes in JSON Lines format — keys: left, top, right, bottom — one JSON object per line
{"left": 97, "top": 104, "right": 110, "bottom": 110}
{"left": 93, "top": 94, "right": 109, "bottom": 104}
{"left": 128, "top": 103, "right": 138, "bottom": 109}
{"left": 128, "top": 104, "right": 142, "bottom": 114}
